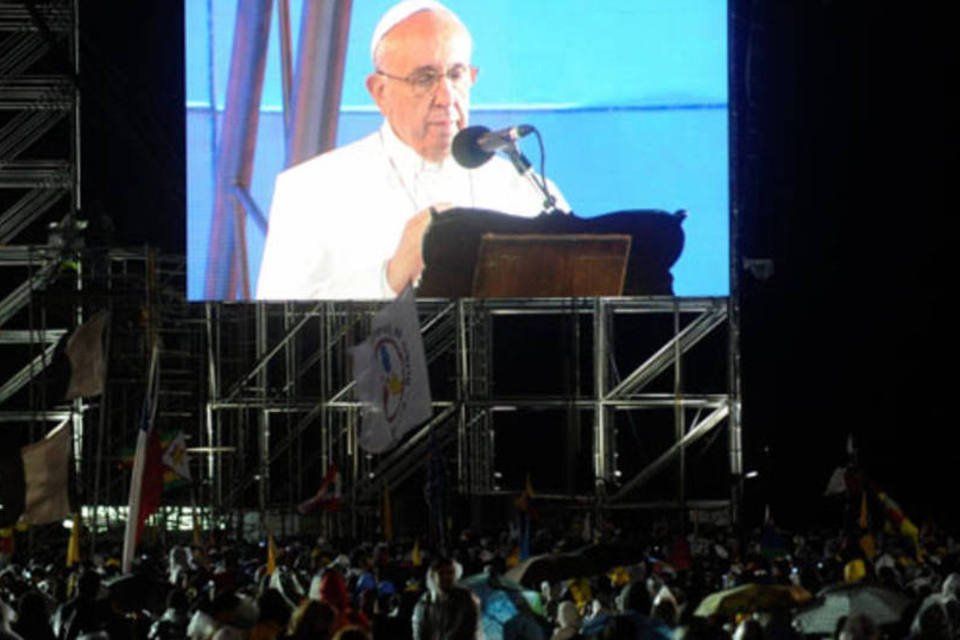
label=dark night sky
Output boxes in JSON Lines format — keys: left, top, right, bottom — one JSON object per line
{"left": 75, "top": 2, "right": 954, "bottom": 530}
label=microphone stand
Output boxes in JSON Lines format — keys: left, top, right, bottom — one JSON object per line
{"left": 504, "top": 144, "right": 562, "bottom": 215}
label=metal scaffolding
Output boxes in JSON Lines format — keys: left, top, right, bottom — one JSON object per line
{"left": 5, "top": 254, "right": 739, "bottom": 542}
{"left": 0, "top": 0, "right": 81, "bottom": 481}
{"left": 200, "top": 295, "right": 739, "bottom": 538}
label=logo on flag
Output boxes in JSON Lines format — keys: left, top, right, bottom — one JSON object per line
{"left": 351, "top": 287, "right": 432, "bottom": 453}
{"left": 375, "top": 335, "right": 412, "bottom": 423}
{"left": 161, "top": 431, "right": 192, "bottom": 483}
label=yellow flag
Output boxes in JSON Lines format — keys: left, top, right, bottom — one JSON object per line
{"left": 192, "top": 517, "right": 203, "bottom": 548}
{"left": 383, "top": 482, "right": 394, "bottom": 543}
{"left": 505, "top": 544, "right": 520, "bottom": 568}
{"left": 266, "top": 533, "right": 277, "bottom": 575}
{"left": 66, "top": 513, "right": 81, "bottom": 568}
{"left": 515, "top": 474, "right": 535, "bottom": 512}
{"left": 411, "top": 539, "right": 422, "bottom": 567}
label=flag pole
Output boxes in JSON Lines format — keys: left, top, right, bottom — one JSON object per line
{"left": 121, "top": 343, "right": 160, "bottom": 574}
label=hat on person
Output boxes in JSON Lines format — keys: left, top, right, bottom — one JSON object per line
{"left": 844, "top": 558, "right": 867, "bottom": 584}
{"left": 370, "top": 0, "right": 465, "bottom": 63}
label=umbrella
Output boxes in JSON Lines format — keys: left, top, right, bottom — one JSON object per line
{"left": 504, "top": 554, "right": 566, "bottom": 589}
{"left": 793, "top": 582, "right": 913, "bottom": 636}
{"left": 504, "top": 547, "right": 615, "bottom": 589}
{"left": 694, "top": 583, "right": 812, "bottom": 617}
{"left": 460, "top": 572, "right": 547, "bottom": 640}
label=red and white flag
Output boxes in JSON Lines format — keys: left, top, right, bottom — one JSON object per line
{"left": 122, "top": 345, "right": 162, "bottom": 573}
{"left": 297, "top": 463, "right": 342, "bottom": 514}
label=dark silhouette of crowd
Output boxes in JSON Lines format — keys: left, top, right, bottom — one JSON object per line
{"left": 2, "top": 513, "right": 959, "bottom": 639}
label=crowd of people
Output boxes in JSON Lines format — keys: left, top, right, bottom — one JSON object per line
{"left": 2, "top": 512, "right": 960, "bottom": 639}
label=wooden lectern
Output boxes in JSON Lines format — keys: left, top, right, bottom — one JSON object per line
{"left": 417, "top": 208, "right": 684, "bottom": 297}
{"left": 471, "top": 233, "right": 631, "bottom": 297}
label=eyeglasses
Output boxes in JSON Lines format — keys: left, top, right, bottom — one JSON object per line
{"left": 376, "top": 64, "right": 475, "bottom": 96}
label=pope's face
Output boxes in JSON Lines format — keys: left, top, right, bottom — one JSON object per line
{"left": 367, "top": 11, "right": 476, "bottom": 163}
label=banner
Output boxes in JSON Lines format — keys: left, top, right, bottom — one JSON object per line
{"left": 0, "top": 420, "right": 72, "bottom": 527}
{"left": 351, "top": 286, "right": 432, "bottom": 453}
{"left": 64, "top": 310, "right": 110, "bottom": 400}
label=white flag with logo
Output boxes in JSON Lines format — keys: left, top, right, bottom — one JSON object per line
{"left": 161, "top": 431, "right": 191, "bottom": 481}
{"left": 351, "top": 286, "right": 432, "bottom": 453}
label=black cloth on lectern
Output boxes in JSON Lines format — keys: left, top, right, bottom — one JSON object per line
{"left": 417, "top": 208, "right": 685, "bottom": 297}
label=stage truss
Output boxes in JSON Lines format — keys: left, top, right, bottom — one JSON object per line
{"left": 3, "top": 249, "right": 741, "bottom": 540}
{"left": 204, "top": 296, "right": 742, "bottom": 540}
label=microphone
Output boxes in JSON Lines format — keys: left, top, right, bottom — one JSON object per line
{"left": 452, "top": 124, "right": 534, "bottom": 168}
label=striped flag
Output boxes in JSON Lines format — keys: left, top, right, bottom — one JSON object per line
{"left": 297, "top": 463, "right": 342, "bottom": 514}
{"left": 122, "top": 345, "right": 162, "bottom": 573}
{"left": 875, "top": 489, "right": 921, "bottom": 556}
{"left": 119, "top": 431, "right": 192, "bottom": 492}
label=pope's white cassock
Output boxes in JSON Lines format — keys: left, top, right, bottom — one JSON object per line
{"left": 256, "top": 122, "right": 569, "bottom": 300}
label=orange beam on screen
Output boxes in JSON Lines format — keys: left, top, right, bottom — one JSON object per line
{"left": 204, "top": 0, "right": 273, "bottom": 300}
{"left": 205, "top": 0, "right": 352, "bottom": 300}
{"left": 286, "top": 0, "right": 353, "bottom": 167}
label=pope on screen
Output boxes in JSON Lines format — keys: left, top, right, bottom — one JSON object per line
{"left": 255, "top": 0, "right": 568, "bottom": 300}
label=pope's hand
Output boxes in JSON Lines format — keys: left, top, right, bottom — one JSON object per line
{"left": 386, "top": 203, "right": 453, "bottom": 294}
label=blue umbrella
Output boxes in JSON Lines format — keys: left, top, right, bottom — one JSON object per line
{"left": 460, "top": 572, "right": 548, "bottom": 640}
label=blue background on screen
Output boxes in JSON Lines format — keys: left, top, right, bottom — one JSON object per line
{"left": 185, "top": 1, "right": 728, "bottom": 299}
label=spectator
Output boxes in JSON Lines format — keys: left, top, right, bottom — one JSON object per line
{"left": 318, "top": 569, "right": 370, "bottom": 634}
{"left": 615, "top": 581, "right": 671, "bottom": 640}
{"left": 1, "top": 598, "right": 24, "bottom": 640}
{"left": 732, "top": 619, "right": 763, "bottom": 640}
{"left": 552, "top": 600, "right": 581, "bottom": 640}
{"left": 411, "top": 557, "right": 480, "bottom": 640}
{"left": 248, "top": 588, "right": 290, "bottom": 640}
{"left": 149, "top": 588, "right": 190, "bottom": 639}
{"left": 839, "top": 613, "right": 880, "bottom": 640}
{"left": 287, "top": 600, "right": 336, "bottom": 640}
{"left": 12, "top": 591, "right": 55, "bottom": 640}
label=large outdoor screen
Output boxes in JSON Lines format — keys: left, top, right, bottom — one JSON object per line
{"left": 186, "top": 1, "right": 728, "bottom": 300}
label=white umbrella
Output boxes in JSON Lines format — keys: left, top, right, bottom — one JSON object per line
{"left": 793, "top": 582, "right": 913, "bottom": 636}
